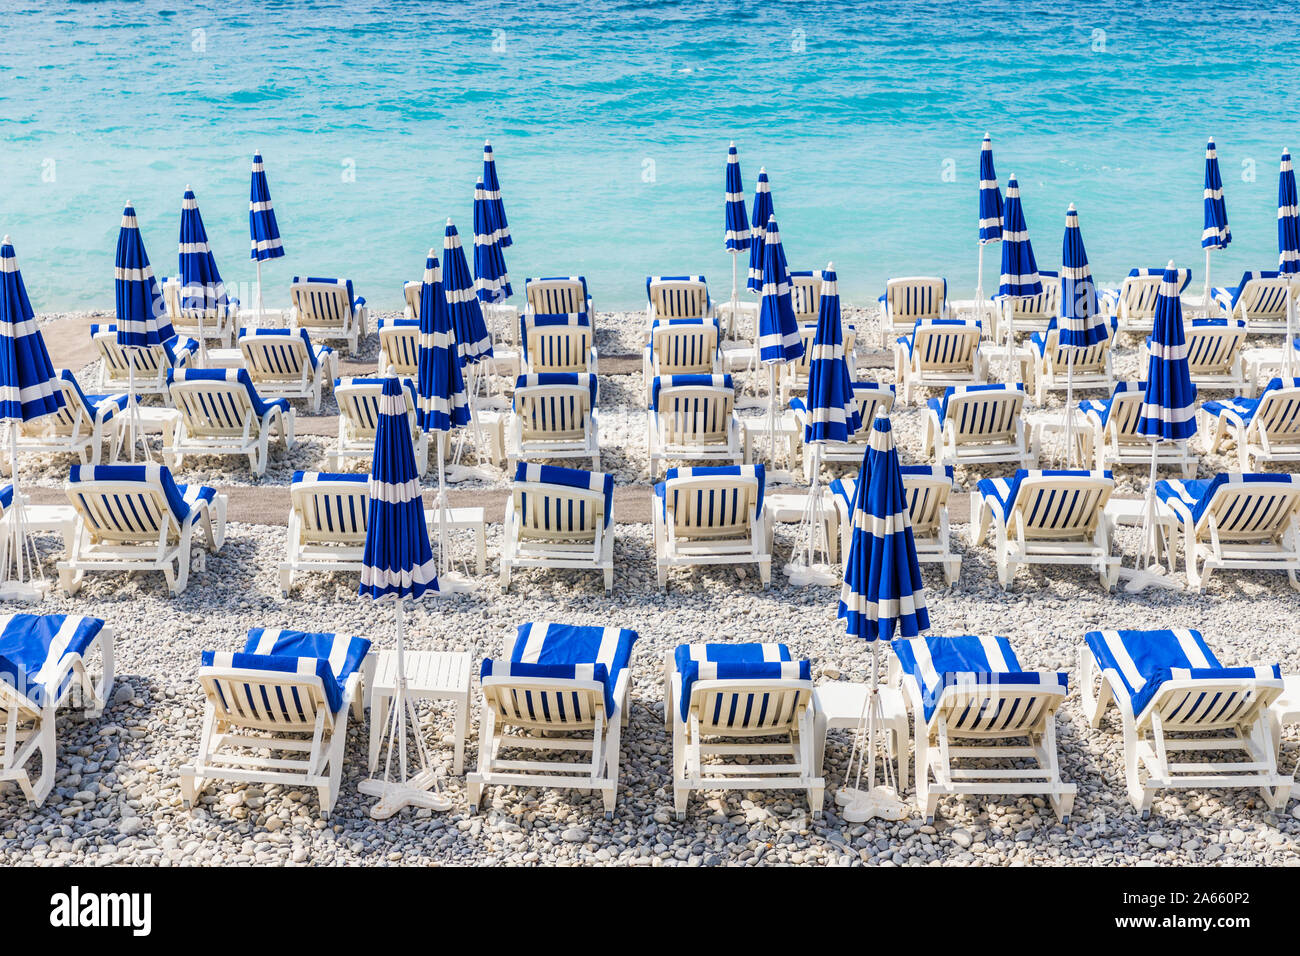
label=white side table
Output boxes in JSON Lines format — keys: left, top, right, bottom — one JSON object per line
{"left": 813, "top": 681, "right": 910, "bottom": 792}
{"left": 1268, "top": 675, "right": 1300, "bottom": 757}
{"left": 369, "top": 650, "right": 472, "bottom": 776}
{"left": 21, "top": 503, "right": 78, "bottom": 558}
{"left": 423, "top": 506, "right": 487, "bottom": 575}
{"left": 741, "top": 412, "right": 800, "bottom": 471}
{"left": 1025, "top": 409, "right": 1094, "bottom": 468}
{"left": 203, "top": 348, "right": 244, "bottom": 370}
{"left": 1104, "top": 497, "right": 1180, "bottom": 569}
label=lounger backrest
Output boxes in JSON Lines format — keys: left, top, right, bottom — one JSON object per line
{"left": 93, "top": 331, "right": 169, "bottom": 376}
{"left": 648, "top": 279, "right": 710, "bottom": 321}
{"left": 851, "top": 387, "right": 895, "bottom": 441}
{"left": 402, "top": 281, "right": 422, "bottom": 319}
{"left": 35, "top": 374, "right": 91, "bottom": 436}
{"left": 516, "top": 383, "right": 593, "bottom": 441}
{"left": 902, "top": 472, "right": 951, "bottom": 536}
{"left": 336, "top": 379, "right": 415, "bottom": 440}
{"left": 1006, "top": 275, "right": 1060, "bottom": 322}
{"left": 884, "top": 277, "right": 946, "bottom": 323}
{"left": 912, "top": 322, "right": 982, "bottom": 370}
{"left": 198, "top": 665, "right": 332, "bottom": 732}
{"left": 240, "top": 334, "right": 310, "bottom": 382}
{"left": 1105, "top": 387, "right": 1147, "bottom": 443}
{"left": 948, "top": 389, "right": 1024, "bottom": 442}
{"left": 161, "top": 277, "right": 183, "bottom": 320}
{"left": 1146, "top": 676, "right": 1282, "bottom": 732}
{"left": 1011, "top": 474, "right": 1113, "bottom": 538}
{"left": 480, "top": 674, "right": 606, "bottom": 729}
{"left": 787, "top": 325, "right": 819, "bottom": 382}
{"left": 651, "top": 322, "right": 718, "bottom": 375}
{"left": 663, "top": 474, "right": 759, "bottom": 539}
{"left": 1253, "top": 388, "right": 1300, "bottom": 442}
{"left": 1040, "top": 328, "right": 1111, "bottom": 371}
{"left": 789, "top": 273, "right": 822, "bottom": 322}
{"left": 1115, "top": 272, "right": 1167, "bottom": 320}
{"left": 526, "top": 322, "right": 593, "bottom": 373}
{"left": 291, "top": 480, "right": 369, "bottom": 545}
{"left": 527, "top": 278, "right": 588, "bottom": 316}
{"left": 169, "top": 377, "right": 256, "bottom": 438}
{"left": 1236, "top": 277, "right": 1294, "bottom": 321}
{"left": 1199, "top": 480, "right": 1300, "bottom": 540}
{"left": 657, "top": 386, "right": 734, "bottom": 444}
{"left": 378, "top": 323, "right": 420, "bottom": 376}
{"left": 67, "top": 479, "right": 180, "bottom": 545}
{"left": 934, "top": 678, "right": 1066, "bottom": 735}
{"left": 512, "top": 481, "right": 605, "bottom": 542}
{"left": 291, "top": 280, "right": 353, "bottom": 329}
{"left": 1185, "top": 322, "right": 1247, "bottom": 373}
{"left": 691, "top": 679, "right": 812, "bottom": 736}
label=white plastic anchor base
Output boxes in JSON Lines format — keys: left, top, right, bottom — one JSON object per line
{"left": 840, "top": 786, "right": 907, "bottom": 823}
{"left": 359, "top": 767, "right": 452, "bottom": 819}
{"left": 434, "top": 571, "right": 477, "bottom": 594}
{"left": 1119, "top": 565, "right": 1184, "bottom": 593}
{"left": 443, "top": 464, "right": 496, "bottom": 484}
{"left": 783, "top": 561, "right": 840, "bottom": 587}
{"left": 0, "top": 580, "right": 47, "bottom": 603}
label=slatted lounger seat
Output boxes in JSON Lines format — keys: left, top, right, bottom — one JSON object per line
{"left": 237, "top": 327, "right": 336, "bottom": 414}
{"left": 972, "top": 468, "right": 1119, "bottom": 589}
{"left": 1211, "top": 270, "right": 1299, "bottom": 334}
{"left": 181, "top": 628, "right": 373, "bottom": 817}
{"left": 1102, "top": 267, "right": 1191, "bottom": 337}
{"left": 653, "top": 464, "right": 771, "bottom": 590}
{"left": 519, "top": 312, "right": 597, "bottom": 375}
{"left": 1027, "top": 316, "right": 1116, "bottom": 404}
{"left": 58, "top": 464, "right": 226, "bottom": 596}
{"left": 1200, "top": 377, "right": 1300, "bottom": 470}
{"left": 667, "top": 642, "right": 821, "bottom": 818}
{"left": 375, "top": 318, "right": 420, "bottom": 377}
{"left": 1182, "top": 318, "right": 1249, "bottom": 394}
{"left": 1155, "top": 473, "right": 1300, "bottom": 590}
{"left": 500, "top": 463, "right": 615, "bottom": 593}
{"left": 880, "top": 276, "right": 948, "bottom": 341}
{"left": 0, "top": 614, "right": 114, "bottom": 805}
{"left": 791, "top": 382, "right": 893, "bottom": 471}
{"left": 890, "top": 635, "right": 1074, "bottom": 822}
{"left": 894, "top": 319, "right": 988, "bottom": 403}
{"left": 164, "top": 368, "right": 295, "bottom": 477}
{"left": 289, "top": 276, "right": 368, "bottom": 352}
{"left": 5, "top": 369, "right": 127, "bottom": 471}
{"left": 924, "top": 383, "right": 1031, "bottom": 469}
{"left": 468, "top": 622, "right": 638, "bottom": 816}
{"left": 1080, "top": 381, "right": 1198, "bottom": 477}
{"left": 507, "top": 372, "right": 599, "bottom": 470}
{"left": 88, "top": 323, "right": 197, "bottom": 399}
{"left": 1080, "top": 628, "right": 1291, "bottom": 814}
{"left": 331, "top": 376, "right": 427, "bottom": 475}
{"left": 647, "top": 374, "right": 742, "bottom": 479}
{"left": 830, "top": 466, "right": 960, "bottom": 584}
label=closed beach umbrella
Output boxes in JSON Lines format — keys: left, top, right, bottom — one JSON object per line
{"left": 746, "top": 168, "right": 774, "bottom": 293}
{"left": 1201, "top": 138, "right": 1231, "bottom": 308}
{"left": 837, "top": 415, "right": 927, "bottom": 820}
{"left": 724, "top": 143, "right": 751, "bottom": 318}
{"left": 248, "top": 150, "right": 285, "bottom": 323}
{"left": 357, "top": 372, "right": 446, "bottom": 818}
{"left": 482, "top": 140, "right": 511, "bottom": 248}
{"left": 115, "top": 202, "right": 169, "bottom": 462}
{"left": 788, "top": 264, "right": 859, "bottom": 585}
{"left": 1279, "top": 150, "right": 1300, "bottom": 375}
{"left": 756, "top": 215, "right": 803, "bottom": 477}
{"left": 443, "top": 220, "right": 492, "bottom": 366}
{"left": 998, "top": 174, "right": 1042, "bottom": 374}
{"left": 1058, "top": 204, "right": 1105, "bottom": 464}
{"left": 975, "top": 132, "right": 1004, "bottom": 320}
{"left": 0, "top": 236, "right": 64, "bottom": 597}
{"left": 179, "top": 185, "right": 231, "bottom": 357}
{"left": 473, "top": 177, "right": 511, "bottom": 305}
{"left": 415, "top": 249, "right": 470, "bottom": 576}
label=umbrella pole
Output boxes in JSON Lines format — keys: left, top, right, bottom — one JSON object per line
{"left": 1003, "top": 298, "right": 1016, "bottom": 382}
{"left": 730, "top": 251, "right": 738, "bottom": 341}
{"left": 1, "top": 426, "right": 45, "bottom": 598}
{"left": 1064, "top": 349, "right": 1076, "bottom": 467}
{"left": 437, "top": 433, "right": 451, "bottom": 577}
{"left": 767, "top": 364, "right": 779, "bottom": 467}
{"left": 1285, "top": 277, "right": 1296, "bottom": 380}
{"left": 975, "top": 242, "right": 984, "bottom": 324}
{"left": 1203, "top": 247, "right": 1212, "bottom": 318}
{"left": 255, "top": 260, "right": 264, "bottom": 329}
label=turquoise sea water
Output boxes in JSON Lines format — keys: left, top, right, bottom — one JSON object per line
{"left": 2, "top": 0, "right": 1298, "bottom": 313}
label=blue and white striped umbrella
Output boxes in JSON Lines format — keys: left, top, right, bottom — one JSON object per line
{"left": 803, "top": 266, "right": 860, "bottom": 445}
{"left": 839, "top": 415, "right": 929, "bottom": 642}
{"left": 1202, "top": 138, "right": 1231, "bottom": 251}
{"left": 1059, "top": 204, "right": 1105, "bottom": 347}
{"left": 360, "top": 373, "right": 439, "bottom": 601}
{"left": 998, "top": 175, "right": 1042, "bottom": 299}
{"left": 0, "top": 236, "right": 63, "bottom": 424}
{"left": 1280, "top": 149, "right": 1300, "bottom": 277}
{"left": 1137, "top": 262, "right": 1196, "bottom": 443}
{"left": 482, "top": 140, "right": 511, "bottom": 249}
{"left": 249, "top": 151, "right": 285, "bottom": 262}
{"left": 978, "top": 132, "right": 1004, "bottom": 244}
{"left": 746, "top": 167, "right": 774, "bottom": 293}
{"left": 724, "top": 143, "right": 751, "bottom": 252}
{"left": 179, "top": 186, "right": 232, "bottom": 316}
{"left": 442, "top": 220, "right": 493, "bottom": 365}
{"left": 756, "top": 216, "right": 802, "bottom": 364}
{"left": 473, "top": 177, "right": 512, "bottom": 304}
{"left": 114, "top": 203, "right": 171, "bottom": 348}
{"left": 416, "top": 250, "right": 470, "bottom": 435}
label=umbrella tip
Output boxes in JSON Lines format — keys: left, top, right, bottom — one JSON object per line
{"left": 185, "top": 183, "right": 191, "bottom": 190}
{"left": 2, "top": 235, "right": 9, "bottom": 244}
{"left": 1068, "top": 202, "right": 1076, "bottom": 211}
{"left": 428, "top": 247, "right": 436, "bottom": 257}
{"left": 826, "top": 260, "right": 834, "bottom": 271}
{"left": 446, "top": 217, "right": 453, "bottom": 226}
{"left": 385, "top": 363, "right": 397, "bottom": 377}
{"left": 729, "top": 140, "right": 735, "bottom": 146}
{"left": 1167, "top": 258, "right": 1177, "bottom": 270}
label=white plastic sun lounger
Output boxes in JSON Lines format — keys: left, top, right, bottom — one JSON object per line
{"left": 57, "top": 464, "right": 226, "bottom": 596}
{"left": 653, "top": 464, "right": 771, "bottom": 590}
{"left": 401, "top": 280, "right": 423, "bottom": 320}
{"left": 1080, "top": 382, "right": 1198, "bottom": 477}
{"left": 164, "top": 368, "right": 295, "bottom": 477}
{"left": 645, "top": 274, "right": 715, "bottom": 327}
{"left": 894, "top": 319, "right": 988, "bottom": 403}
{"left": 0, "top": 614, "right": 114, "bottom": 805}
{"left": 4, "top": 370, "right": 126, "bottom": 472}
{"left": 890, "top": 635, "right": 1075, "bottom": 822}
{"left": 1102, "top": 267, "right": 1190, "bottom": 337}
{"left": 468, "top": 622, "right": 638, "bottom": 817}
{"left": 791, "top": 382, "right": 894, "bottom": 472}
{"left": 667, "top": 642, "right": 821, "bottom": 818}
{"left": 330, "top": 376, "right": 427, "bottom": 475}
{"left": 1200, "top": 378, "right": 1300, "bottom": 470}
{"left": 238, "top": 328, "right": 337, "bottom": 414}
{"left": 647, "top": 374, "right": 743, "bottom": 480}
{"left": 289, "top": 276, "right": 368, "bottom": 352}
{"left": 924, "top": 384, "right": 1032, "bottom": 469}
{"left": 1183, "top": 318, "right": 1250, "bottom": 395}
{"left": 160, "top": 276, "right": 239, "bottom": 347}
{"left": 972, "top": 469, "right": 1119, "bottom": 589}
{"left": 520, "top": 313, "right": 597, "bottom": 375}
{"left": 181, "top": 628, "right": 372, "bottom": 817}
{"left": 1027, "top": 319, "right": 1115, "bottom": 404}
{"left": 500, "top": 464, "right": 615, "bottom": 593}
{"left": 880, "top": 276, "right": 948, "bottom": 341}
{"left": 1155, "top": 473, "right": 1300, "bottom": 591}
{"left": 1211, "top": 271, "right": 1299, "bottom": 334}
{"left": 525, "top": 276, "right": 593, "bottom": 319}
{"left": 376, "top": 318, "right": 420, "bottom": 377}
{"left": 831, "top": 465, "right": 960, "bottom": 584}
{"left": 1080, "top": 628, "right": 1290, "bottom": 814}
{"left": 507, "top": 372, "right": 600, "bottom": 471}
{"left": 644, "top": 318, "right": 721, "bottom": 398}
{"left": 788, "top": 270, "right": 823, "bottom": 325}
{"left": 88, "top": 323, "right": 197, "bottom": 399}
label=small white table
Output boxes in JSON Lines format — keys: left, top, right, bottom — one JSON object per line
{"left": 813, "top": 681, "right": 910, "bottom": 790}
{"left": 369, "top": 650, "right": 473, "bottom": 776}
{"left": 1269, "top": 675, "right": 1300, "bottom": 759}
{"left": 20, "top": 504, "right": 78, "bottom": 558}
{"left": 741, "top": 411, "right": 801, "bottom": 471}
{"left": 112, "top": 406, "right": 180, "bottom": 462}
{"left": 203, "top": 348, "right": 244, "bottom": 369}
{"left": 423, "top": 506, "right": 488, "bottom": 575}
{"left": 1104, "top": 497, "right": 1180, "bottom": 568}
{"left": 1245, "top": 347, "right": 1291, "bottom": 391}
{"left": 1025, "top": 409, "right": 1094, "bottom": 467}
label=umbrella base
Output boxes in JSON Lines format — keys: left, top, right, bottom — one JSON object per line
{"left": 1120, "top": 565, "right": 1184, "bottom": 593}
{"left": 839, "top": 786, "right": 907, "bottom": 822}
{"left": 443, "top": 464, "right": 496, "bottom": 484}
{"left": 0, "top": 580, "right": 47, "bottom": 603}
{"left": 764, "top": 469, "right": 799, "bottom": 486}
{"left": 359, "top": 768, "right": 452, "bottom": 819}
{"left": 434, "top": 571, "right": 477, "bottom": 594}
{"left": 783, "top": 561, "right": 839, "bottom": 587}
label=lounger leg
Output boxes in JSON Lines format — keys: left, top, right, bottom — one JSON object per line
{"left": 17, "top": 709, "right": 56, "bottom": 805}
{"left": 672, "top": 715, "right": 689, "bottom": 820}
